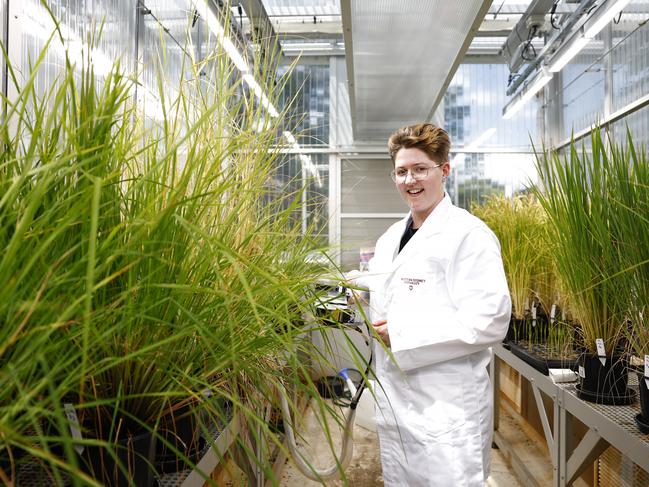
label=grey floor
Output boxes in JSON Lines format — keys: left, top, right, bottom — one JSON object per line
{"left": 279, "top": 399, "right": 521, "bottom": 487}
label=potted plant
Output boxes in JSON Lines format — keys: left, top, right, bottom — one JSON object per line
{"left": 533, "top": 131, "right": 632, "bottom": 405}
{"left": 605, "top": 130, "right": 649, "bottom": 429}
{"left": 471, "top": 194, "right": 547, "bottom": 343}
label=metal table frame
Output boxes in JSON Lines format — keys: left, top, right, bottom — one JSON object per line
{"left": 492, "top": 343, "right": 649, "bottom": 487}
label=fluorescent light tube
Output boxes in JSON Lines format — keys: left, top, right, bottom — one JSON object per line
{"left": 548, "top": 31, "right": 590, "bottom": 73}
{"left": 583, "top": 0, "right": 632, "bottom": 39}
{"left": 189, "top": 0, "right": 279, "bottom": 118}
{"left": 189, "top": 0, "right": 250, "bottom": 73}
{"left": 503, "top": 67, "right": 552, "bottom": 119}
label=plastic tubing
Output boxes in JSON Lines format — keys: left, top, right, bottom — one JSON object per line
{"left": 277, "top": 382, "right": 358, "bottom": 481}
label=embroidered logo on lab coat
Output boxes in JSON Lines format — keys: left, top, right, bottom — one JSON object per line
{"left": 401, "top": 277, "right": 425, "bottom": 291}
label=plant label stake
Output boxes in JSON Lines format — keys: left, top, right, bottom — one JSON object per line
{"left": 550, "top": 304, "right": 557, "bottom": 324}
{"left": 64, "top": 403, "right": 84, "bottom": 454}
{"left": 531, "top": 304, "right": 537, "bottom": 327}
{"left": 645, "top": 355, "right": 649, "bottom": 390}
{"left": 579, "top": 365, "right": 585, "bottom": 378}
{"left": 596, "top": 338, "right": 606, "bottom": 366}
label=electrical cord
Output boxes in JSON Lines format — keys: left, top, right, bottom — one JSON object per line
{"left": 521, "top": 25, "right": 538, "bottom": 62}
{"left": 550, "top": 1, "right": 560, "bottom": 30}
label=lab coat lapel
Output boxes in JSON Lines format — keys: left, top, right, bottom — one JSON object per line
{"left": 389, "top": 194, "right": 453, "bottom": 271}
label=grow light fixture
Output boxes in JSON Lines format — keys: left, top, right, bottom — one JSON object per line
{"left": 548, "top": 31, "right": 590, "bottom": 73}
{"left": 502, "top": 67, "right": 552, "bottom": 119}
{"left": 548, "top": 0, "right": 631, "bottom": 73}
{"left": 583, "top": 0, "right": 631, "bottom": 39}
{"left": 188, "top": 0, "right": 279, "bottom": 118}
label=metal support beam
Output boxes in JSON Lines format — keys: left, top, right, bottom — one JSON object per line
{"left": 564, "top": 429, "right": 608, "bottom": 486}
{"left": 531, "top": 381, "right": 555, "bottom": 464}
{"left": 181, "top": 415, "right": 241, "bottom": 487}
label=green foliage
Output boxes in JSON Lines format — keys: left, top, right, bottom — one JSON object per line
{"left": 605, "top": 130, "right": 649, "bottom": 357}
{"left": 471, "top": 194, "right": 553, "bottom": 319}
{"left": 532, "top": 130, "right": 627, "bottom": 355}
{"left": 0, "top": 10, "right": 336, "bottom": 486}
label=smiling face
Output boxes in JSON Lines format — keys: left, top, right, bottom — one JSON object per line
{"left": 393, "top": 147, "right": 450, "bottom": 228}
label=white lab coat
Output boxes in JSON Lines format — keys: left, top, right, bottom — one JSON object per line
{"left": 360, "top": 195, "right": 511, "bottom": 486}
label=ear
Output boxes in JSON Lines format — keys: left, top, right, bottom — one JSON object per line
{"left": 441, "top": 161, "right": 451, "bottom": 177}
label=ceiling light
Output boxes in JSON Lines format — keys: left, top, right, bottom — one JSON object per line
{"left": 189, "top": 0, "right": 279, "bottom": 118}
{"left": 548, "top": 30, "right": 590, "bottom": 73}
{"left": 583, "top": 0, "right": 631, "bottom": 39}
{"left": 503, "top": 67, "right": 552, "bottom": 119}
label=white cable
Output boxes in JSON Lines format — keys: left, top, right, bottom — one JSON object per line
{"left": 278, "top": 383, "right": 357, "bottom": 481}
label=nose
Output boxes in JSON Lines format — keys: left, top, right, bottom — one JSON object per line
{"left": 404, "top": 170, "right": 417, "bottom": 183}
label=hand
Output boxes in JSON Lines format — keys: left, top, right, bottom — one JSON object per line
{"left": 372, "top": 319, "right": 390, "bottom": 347}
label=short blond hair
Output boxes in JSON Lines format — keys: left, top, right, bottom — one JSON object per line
{"left": 388, "top": 123, "right": 451, "bottom": 165}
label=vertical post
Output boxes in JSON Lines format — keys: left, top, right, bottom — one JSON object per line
{"left": 1, "top": 0, "right": 8, "bottom": 103}
{"left": 329, "top": 153, "right": 341, "bottom": 266}
{"left": 5, "top": 0, "right": 23, "bottom": 136}
{"left": 553, "top": 392, "right": 561, "bottom": 487}
{"left": 603, "top": 23, "right": 613, "bottom": 120}
{"left": 559, "top": 400, "right": 568, "bottom": 487}
{"left": 491, "top": 353, "right": 500, "bottom": 432}
{"left": 133, "top": 0, "right": 147, "bottom": 110}
{"left": 301, "top": 158, "right": 308, "bottom": 235}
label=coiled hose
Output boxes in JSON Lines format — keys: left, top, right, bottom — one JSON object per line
{"left": 277, "top": 374, "right": 364, "bottom": 481}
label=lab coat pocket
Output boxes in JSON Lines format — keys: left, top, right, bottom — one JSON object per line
{"left": 408, "top": 370, "right": 466, "bottom": 439}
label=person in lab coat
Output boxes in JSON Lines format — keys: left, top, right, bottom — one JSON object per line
{"left": 355, "top": 123, "right": 511, "bottom": 486}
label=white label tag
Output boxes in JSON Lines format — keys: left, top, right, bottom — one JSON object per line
{"left": 64, "top": 403, "right": 84, "bottom": 455}
{"left": 644, "top": 356, "right": 649, "bottom": 390}
{"left": 579, "top": 365, "right": 585, "bottom": 378}
{"left": 532, "top": 305, "right": 537, "bottom": 320}
{"left": 596, "top": 338, "right": 606, "bottom": 366}
{"left": 550, "top": 304, "right": 557, "bottom": 320}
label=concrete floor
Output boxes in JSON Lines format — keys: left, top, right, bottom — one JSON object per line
{"left": 279, "top": 399, "right": 522, "bottom": 487}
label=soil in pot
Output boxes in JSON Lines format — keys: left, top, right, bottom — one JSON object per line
{"left": 505, "top": 316, "right": 548, "bottom": 343}
{"left": 80, "top": 429, "right": 157, "bottom": 487}
{"left": 509, "top": 341, "right": 579, "bottom": 375}
{"left": 577, "top": 354, "right": 635, "bottom": 405}
{"left": 155, "top": 405, "right": 205, "bottom": 474}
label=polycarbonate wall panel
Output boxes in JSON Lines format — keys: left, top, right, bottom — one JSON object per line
{"left": 341, "top": 158, "right": 405, "bottom": 213}
{"left": 560, "top": 37, "right": 605, "bottom": 141}
{"left": 304, "top": 153, "right": 330, "bottom": 244}
{"left": 341, "top": 218, "right": 401, "bottom": 271}
{"left": 611, "top": 13, "right": 649, "bottom": 113}
{"left": 278, "top": 64, "right": 330, "bottom": 146}
{"left": 1, "top": 0, "right": 5, "bottom": 97}
{"left": 140, "top": 1, "right": 194, "bottom": 122}
{"left": 610, "top": 103, "right": 649, "bottom": 149}
{"left": 17, "top": 0, "right": 137, "bottom": 98}
{"left": 269, "top": 152, "right": 329, "bottom": 243}
{"left": 552, "top": 4, "right": 649, "bottom": 145}
{"left": 444, "top": 64, "right": 539, "bottom": 150}
{"left": 447, "top": 152, "right": 537, "bottom": 210}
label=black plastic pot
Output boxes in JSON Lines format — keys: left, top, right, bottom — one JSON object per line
{"left": 509, "top": 342, "right": 578, "bottom": 376}
{"left": 81, "top": 429, "right": 157, "bottom": 487}
{"left": 505, "top": 315, "right": 549, "bottom": 343}
{"left": 577, "top": 353, "right": 635, "bottom": 405}
{"left": 636, "top": 373, "right": 649, "bottom": 434}
{"left": 155, "top": 405, "right": 204, "bottom": 474}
